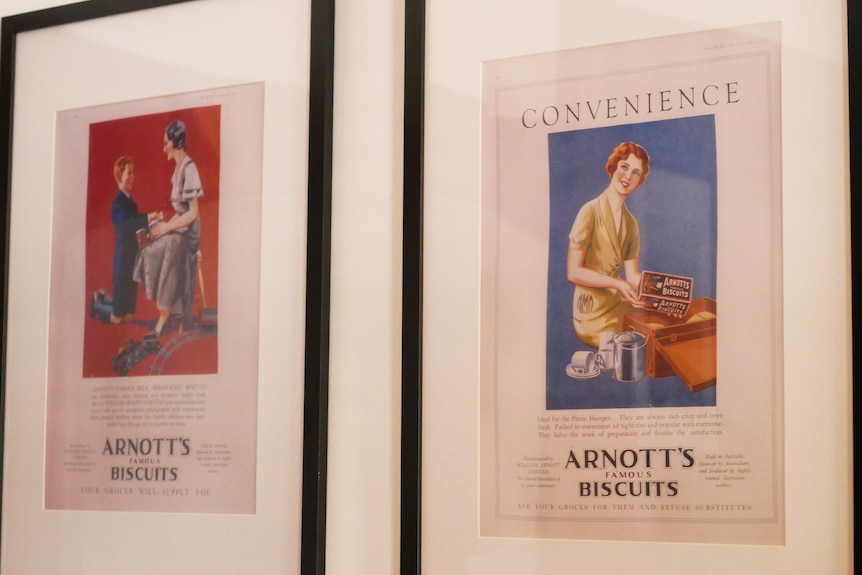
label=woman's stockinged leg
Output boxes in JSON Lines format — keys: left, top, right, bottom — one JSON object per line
{"left": 153, "top": 309, "right": 170, "bottom": 336}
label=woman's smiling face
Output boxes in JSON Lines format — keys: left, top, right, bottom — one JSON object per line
{"left": 610, "top": 153, "right": 644, "bottom": 197}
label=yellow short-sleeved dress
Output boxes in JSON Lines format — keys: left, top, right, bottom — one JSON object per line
{"left": 568, "top": 188, "right": 640, "bottom": 348}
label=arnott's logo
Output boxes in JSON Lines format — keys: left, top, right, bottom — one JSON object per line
{"left": 566, "top": 447, "right": 695, "bottom": 497}
{"left": 103, "top": 437, "right": 191, "bottom": 482}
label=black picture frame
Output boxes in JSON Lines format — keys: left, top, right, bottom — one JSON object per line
{"left": 401, "top": 0, "right": 424, "bottom": 572}
{"left": 402, "top": 2, "right": 854, "bottom": 572}
{"left": 0, "top": 1, "right": 334, "bottom": 573}
{"left": 847, "top": 0, "right": 859, "bottom": 562}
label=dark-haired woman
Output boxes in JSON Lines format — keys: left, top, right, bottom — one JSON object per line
{"left": 566, "top": 141, "right": 649, "bottom": 348}
{"left": 133, "top": 120, "right": 203, "bottom": 336}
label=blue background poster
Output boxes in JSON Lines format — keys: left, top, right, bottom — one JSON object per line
{"left": 546, "top": 116, "right": 717, "bottom": 409}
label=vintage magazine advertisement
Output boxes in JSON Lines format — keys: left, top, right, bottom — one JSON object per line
{"left": 44, "top": 83, "right": 264, "bottom": 513}
{"left": 479, "top": 24, "right": 783, "bottom": 544}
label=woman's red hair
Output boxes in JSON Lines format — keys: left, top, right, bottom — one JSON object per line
{"left": 605, "top": 142, "right": 650, "bottom": 184}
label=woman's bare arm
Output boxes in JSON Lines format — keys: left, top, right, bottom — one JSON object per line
{"left": 566, "top": 245, "right": 642, "bottom": 306}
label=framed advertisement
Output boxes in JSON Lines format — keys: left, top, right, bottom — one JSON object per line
{"left": 403, "top": 0, "right": 852, "bottom": 573}
{"left": 0, "top": 0, "right": 333, "bottom": 573}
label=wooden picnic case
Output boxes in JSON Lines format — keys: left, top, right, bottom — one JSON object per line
{"left": 622, "top": 297, "right": 717, "bottom": 392}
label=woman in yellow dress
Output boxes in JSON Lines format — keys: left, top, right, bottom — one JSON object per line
{"left": 567, "top": 141, "right": 650, "bottom": 348}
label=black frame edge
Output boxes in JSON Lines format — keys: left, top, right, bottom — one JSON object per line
{"left": 301, "top": 0, "right": 336, "bottom": 572}
{"left": 0, "top": 14, "right": 14, "bottom": 549}
{"left": 0, "top": 12, "right": 14, "bottom": 563}
{"left": 847, "top": 0, "right": 859, "bottom": 564}
{"left": 401, "top": 0, "right": 425, "bottom": 573}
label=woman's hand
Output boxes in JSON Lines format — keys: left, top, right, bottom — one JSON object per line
{"left": 616, "top": 279, "right": 643, "bottom": 306}
{"left": 148, "top": 199, "right": 198, "bottom": 240}
{"left": 568, "top": 248, "right": 645, "bottom": 307}
{"left": 150, "top": 221, "right": 168, "bottom": 239}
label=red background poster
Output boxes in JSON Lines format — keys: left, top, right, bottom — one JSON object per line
{"left": 83, "top": 106, "right": 221, "bottom": 377}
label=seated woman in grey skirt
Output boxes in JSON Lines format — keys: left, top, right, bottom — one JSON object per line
{"left": 133, "top": 120, "right": 203, "bottom": 337}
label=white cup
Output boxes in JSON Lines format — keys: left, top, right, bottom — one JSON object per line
{"left": 570, "top": 351, "right": 596, "bottom": 375}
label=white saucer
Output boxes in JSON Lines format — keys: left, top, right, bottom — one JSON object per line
{"left": 566, "top": 363, "right": 600, "bottom": 380}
